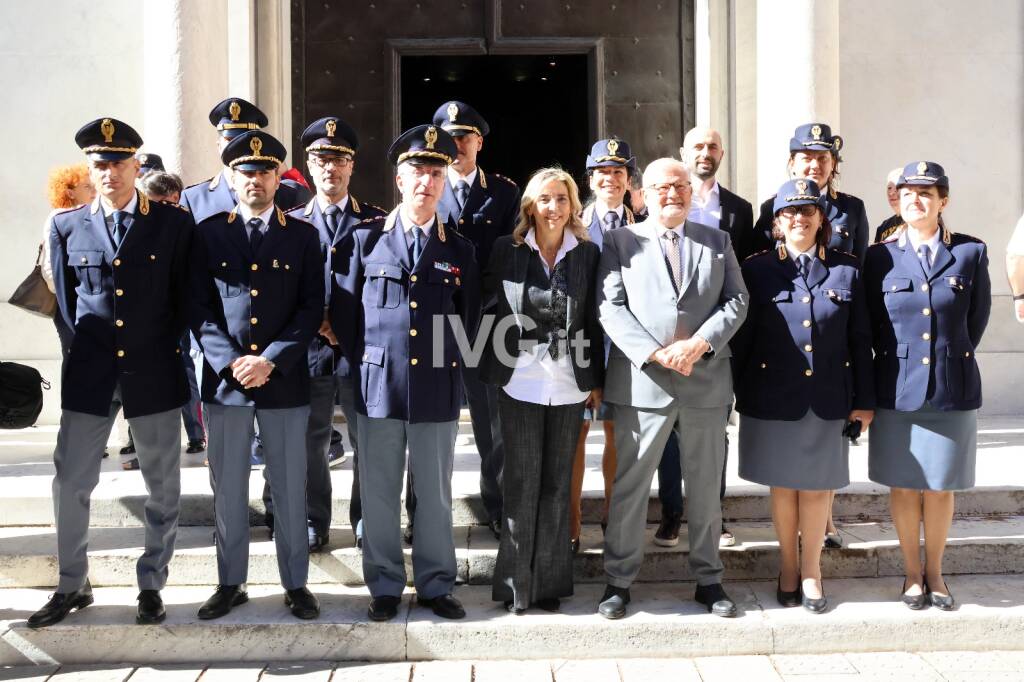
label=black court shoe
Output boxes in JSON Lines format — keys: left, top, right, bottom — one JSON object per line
{"left": 901, "top": 578, "right": 928, "bottom": 610}
{"left": 925, "top": 579, "right": 956, "bottom": 611}
{"left": 776, "top": 575, "right": 801, "bottom": 608}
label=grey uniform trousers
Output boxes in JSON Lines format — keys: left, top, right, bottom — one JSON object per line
{"left": 53, "top": 400, "right": 181, "bottom": 593}
{"left": 605, "top": 404, "right": 729, "bottom": 588}
{"left": 262, "top": 374, "right": 361, "bottom": 536}
{"left": 357, "top": 414, "right": 457, "bottom": 599}
{"left": 205, "top": 403, "right": 310, "bottom": 590}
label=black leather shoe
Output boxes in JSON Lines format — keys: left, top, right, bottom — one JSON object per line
{"left": 27, "top": 582, "right": 94, "bottom": 628}
{"left": 417, "top": 593, "right": 466, "bottom": 619}
{"left": 776, "top": 575, "right": 801, "bottom": 608}
{"left": 504, "top": 600, "right": 526, "bottom": 615}
{"left": 197, "top": 585, "right": 248, "bottom": 620}
{"left": 901, "top": 578, "right": 928, "bottom": 610}
{"left": 695, "top": 583, "right": 738, "bottom": 618}
{"left": 535, "top": 597, "right": 560, "bottom": 612}
{"left": 800, "top": 580, "right": 828, "bottom": 614}
{"left": 487, "top": 519, "right": 501, "bottom": 540}
{"left": 120, "top": 442, "right": 136, "bottom": 455}
{"left": 186, "top": 439, "right": 206, "bottom": 454}
{"left": 285, "top": 587, "right": 320, "bottom": 619}
{"left": 598, "top": 585, "right": 630, "bottom": 620}
{"left": 368, "top": 595, "right": 402, "bottom": 621}
{"left": 136, "top": 589, "right": 165, "bottom": 624}
{"left": 925, "top": 579, "right": 956, "bottom": 611}
{"left": 265, "top": 512, "right": 275, "bottom": 540}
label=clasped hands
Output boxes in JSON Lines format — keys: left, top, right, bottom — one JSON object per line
{"left": 231, "top": 355, "right": 274, "bottom": 389}
{"left": 648, "top": 335, "right": 711, "bottom": 376}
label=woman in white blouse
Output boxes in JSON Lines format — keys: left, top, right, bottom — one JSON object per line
{"left": 480, "top": 167, "right": 604, "bottom": 614}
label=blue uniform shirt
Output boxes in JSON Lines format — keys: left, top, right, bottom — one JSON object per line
{"left": 49, "top": 192, "right": 193, "bottom": 418}
{"left": 330, "top": 209, "right": 481, "bottom": 423}
{"left": 287, "top": 195, "right": 386, "bottom": 378}
{"left": 863, "top": 228, "right": 991, "bottom": 411}
{"left": 731, "top": 246, "right": 875, "bottom": 420}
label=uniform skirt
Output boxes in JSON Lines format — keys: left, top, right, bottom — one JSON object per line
{"left": 868, "top": 403, "right": 977, "bottom": 491}
{"left": 738, "top": 411, "right": 850, "bottom": 490}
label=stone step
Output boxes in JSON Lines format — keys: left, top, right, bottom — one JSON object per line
{"left": 1, "top": 468, "right": 1021, "bottom": 528}
{"left": 2, "top": 575, "right": 1023, "bottom": 666}
{"left": 0, "top": 517, "right": 1021, "bottom": 588}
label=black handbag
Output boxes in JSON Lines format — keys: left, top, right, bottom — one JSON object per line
{"left": 0, "top": 362, "right": 50, "bottom": 429}
{"left": 9, "top": 243, "right": 57, "bottom": 318}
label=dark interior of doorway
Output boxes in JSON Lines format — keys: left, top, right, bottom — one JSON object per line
{"left": 401, "top": 54, "right": 590, "bottom": 191}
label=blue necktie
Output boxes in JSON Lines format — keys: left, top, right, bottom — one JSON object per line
{"left": 112, "top": 210, "right": 127, "bottom": 247}
{"left": 411, "top": 227, "right": 424, "bottom": 265}
{"left": 797, "top": 254, "right": 811, "bottom": 281}
{"left": 917, "top": 244, "right": 932, "bottom": 277}
{"left": 324, "top": 204, "right": 341, "bottom": 241}
{"left": 247, "top": 218, "right": 264, "bottom": 254}
{"left": 455, "top": 180, "right": 470, "bottom": 209}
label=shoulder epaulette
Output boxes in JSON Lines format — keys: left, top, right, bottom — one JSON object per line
{"left": 831, "top": 249, "right": 858, "bottom": 261}
{"left": 877, "top": 223, "right": 904, "bottom": 243}
{"left": 52, "top": 205, "right": 82, "bottom": 216}
{"left": 362, "top": 202, "right": 385, "bottom": 214}
{"left": 743, "top": 249, "right": 771, "bottom": 262}
{"left": 358, "top": 215, "right": 386, "bottom": 225}
{"left": 952, "top": 232, "right": 985, "bottom": 245}
{"left": 156, "top": 199, "right": 190, "bottom": 213}
{"left": 491, "top": 173, "right": 518, "bottom": 188}
{"left": 184, "top": 178, "right": 214, "bottom": 191}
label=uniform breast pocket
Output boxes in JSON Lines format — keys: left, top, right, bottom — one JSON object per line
{"left": 945, "top": 274, "right": 972, "bottom": 293}
{"left": 822, "top": 288, "right": 852, "bottom": 304}
{"left": 68, "top": 250, "right": 106, "bottom": 295}
{"left": 472, "top": 212, "right": 494, "bottom": 230}
{"left": 428, "top": 268, "right": 460, "bottom": 308}
{"left": 829, "top": 228, "right": 851, "bottom": 248}
{"left": 882, "top": 277, "right": 913, "bottom": 312}
{"left": 364, "top": 262, "right": 404, "bottom": 309}
{"left": 267, "top": 260, "right": 297, "bottom": 299}
{"left": 210, "top": 256, "right": 245, "bottom": 298}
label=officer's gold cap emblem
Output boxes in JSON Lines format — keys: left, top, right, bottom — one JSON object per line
{"left": 811, "top": 125, "right": 822, "bottom": 140}
{"left": 607, "top": 139, "right": 619, "bottom": 156}
{"left": 447, "top": 102, "right": 459, "bottom": 122}
{"left": 229, "top": 101, "right": 241, "bottom": 122}
{"left": 424, "top": 126, "right": 438, "bottom": 150}
{"left": 250, "top": 136, "right": 263, "bottom": 156}
{"left": 795, "top": 179, "right": 808, "bottom": 194}
{"left": 326, "top": 119, "right": 337, "bottom": 138}
{"left": 917, "top": 161, "right": 928, "bottom": 174}
{"left": 101, "top": 119, "right": 115, "bottom": 144}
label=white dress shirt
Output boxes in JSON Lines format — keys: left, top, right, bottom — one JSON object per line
{"left": 238, "top": 203, "right": 275, "bottom": 231}
{"left": 448, "top": 167, "right": 478, "bottom": 189}
{"left": 316, "top": 194, "right": 349, "bottom": 214}
{"left": 595, "top": 204, "right": 625, "bottom": 233}
{"left": 402, "top": 214, "right": 435, "bottom": 249}
{"left": 502, "top": 228, "right": 590, "bottom": 406}
{"left": 689, "top": 180, "right": 721, "bottom": 229}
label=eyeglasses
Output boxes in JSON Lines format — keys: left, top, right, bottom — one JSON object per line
{"left": 309, "top": 155, "right": 352, "bottom": 169}
{"left": 778, "top": 205, "right": 819, "bottom": 218}
{"left": 645, "top": 182, "right": 692, "bottom": 195}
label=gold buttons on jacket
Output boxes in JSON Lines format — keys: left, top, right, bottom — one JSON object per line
{"left": 922, "top": 357, "right": 930, "bottom": 365}
{"left": 409, "top": 329, "right": 417, "bottom": 336}
{"left": 922, "top": 307, "right": 931, "bottom": 316}
{"left": 251, "top": 264, "right": 258, "bottom": 271}
{"left": 115, "top": 289, "right": 124, "bottom": 296}
{"left": 331, "top": 247, "right": 337, "bottom": 254}
{"left": 451, "top": 361, "right": 457, "bottom": 367}
{"left": 845, "top": 361, "right": 850, "bottom": 367}
{"left": 410, "top": 275, "right": 418, "bottom": 282}
{"left": 251, "top": 289, "right": 259, "bottom": 297}
{"left": 116, "top": 350, "right": 125, "bottom": 357}
{"left": 921, "top": 283, "right": 930, "bottom": 291}
{"left": 113, "top": 258, "right": 121, "bottom": 266}
{"left": 250, "top": 344, "right": 258, "bottom": 351}
{"left": 459, "top": 218, "right": 465, "bottom": 224}
{"left": 804, "top": 344, "right": 812, "bottom": 352}
{"left": 804, "top": 369, "right": 813, "bottom": 377}
{"left": 221, "top": 262, "right": 228, "bottom": 267}
{"left": 115, "top": 320, "right": 124, "bottom": 327}
{"left": 964, "top": 351, "right": 971, "bottom": 358}
{"left": 379, "top": 268, "right": 386, "bottom": 275}
{"left": 922, "top": 332, "right": 931, "bottom": 340}
{"left": 760, "top": 363, "right": 767, "bottom": 369}
{"left": 251, "top": 317, "right": 259, "bottom": 325}
{"left": 150, "top": 254, "right": 156, "bottom": 261}
{"left": 410, "top": 301, "right": 418, "bottom": 309}
{"left": 802, "top": 296, "right": 811, "bottom": 303}
{"left": 410, "top": 358, "right": 418, "bottom": 366}
{"left": 802, "top": 320, "right": 811, "bottom": 328}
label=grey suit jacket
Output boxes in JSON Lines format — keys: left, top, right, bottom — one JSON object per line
{"left": 598, "top": 218, "right": 748, "bottom": 409}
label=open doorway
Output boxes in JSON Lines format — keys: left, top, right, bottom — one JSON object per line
{"left": 400, "top": 54, "right": 591, "bottom": 190}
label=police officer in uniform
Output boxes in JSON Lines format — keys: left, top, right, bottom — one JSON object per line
{"left": 331, "top": 124, "right": 480, "bottom": 622}
{"left": 569, "top": 138, "right": 636, "bottom": 551}
{"left": 30, "top": 118, "right": 193, "bottom": 628}
{"left": 262, "top": 116, "right": 385, "bottom": 552}
{"left": 181, "top": 97, "right": 309, "bottom": 224}
{"left": 412, "top": 100, "right": 520, "bottom": 538}
{"left": 189, "top": 130, "right": 324, "bottom": 620}
{"left": 741, "top": 123, "right": 870, "bottom": 263}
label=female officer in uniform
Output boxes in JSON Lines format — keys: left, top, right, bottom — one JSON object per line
{"left": 741, "top": 123, "right": 870, "bottom": 265}
{"left": 732, "top": 179, "right": 875, "bottom": 613}
{"left": 864, "top": 162, "right": 991, "bottom": 611}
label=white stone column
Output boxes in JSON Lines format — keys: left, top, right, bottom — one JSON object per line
{"left": 754, "top": 0, "right": 840, "bottom": 203}
{"left": 143, "top": 0, "right": 229, "bottom": 185}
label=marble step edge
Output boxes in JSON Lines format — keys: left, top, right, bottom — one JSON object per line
{"left": 1, "top": 484, "right": 1021, "bottom": 528}
{"left": 1, "top": 576, "right": 1023, "bottom": 666}
{"left": 0, "top": 518, "right": 1021, "bottom": 587}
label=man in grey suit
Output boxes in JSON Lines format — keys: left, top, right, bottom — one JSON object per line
{"left": 596, "top": 157, "right": 748, "bottom": 619}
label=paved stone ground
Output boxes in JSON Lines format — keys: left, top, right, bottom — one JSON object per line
{"left": 4, "top": 652, "right": 1024, "bottom": 681}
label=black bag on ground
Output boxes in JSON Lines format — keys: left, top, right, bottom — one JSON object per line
{"left": 0, "top": 362, "right": 50, "bottom": 428}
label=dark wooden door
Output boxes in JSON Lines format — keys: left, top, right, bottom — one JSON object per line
{"left": 292, "top": 0, "right": 694, "bottom": 206}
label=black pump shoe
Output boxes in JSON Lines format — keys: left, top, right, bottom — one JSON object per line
{"left": 901, "top": 578, "right": 928, "bottom": 610}
{"left": 776, "top": 575, "right": 801, "bottom": 607}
